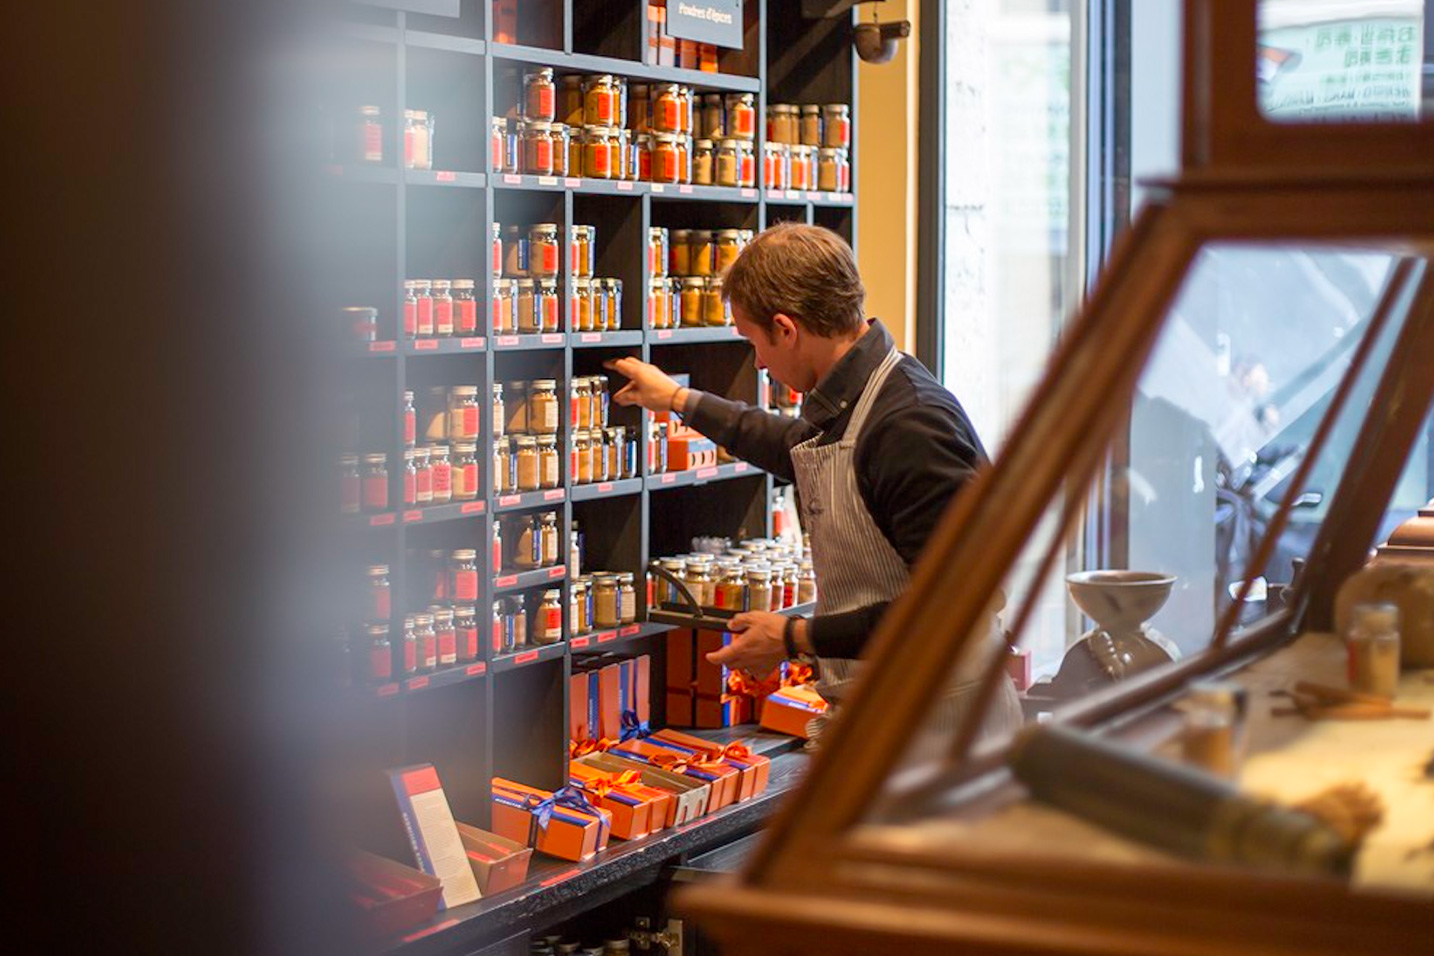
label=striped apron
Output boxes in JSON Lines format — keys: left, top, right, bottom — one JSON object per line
{"left": 792, "top": 347, "right": 1023, "bottom": 751}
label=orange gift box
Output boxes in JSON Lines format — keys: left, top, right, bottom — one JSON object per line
{"left": 490, "top": 778, "right": 611, "bottom": 862}
{"left": 667, "top": 629, "right": 753, "bottom": 728}
{"left": 649, "top": 728, "right": 770, "bottom": 801}
{"left": 569, "top": 671, "right": 590, "bottom": 742}
{"left": 759, "top": 685, "right": 828, "bottom": 738}
{"left": 455, "top": 823, "right": 532, "bottom": 896}
{"left": 580, "top": 752, "right": 707, "bottom": 827}
{"left": 609, "top": 738, "right": 739, "bottom": 813}
{"left": 567, "top": 762, "right": 658, "bottom": 840}
{"left": 667, "top": 435, "right": 717, "bottom": 471}
{"left": 597, "top": 663, "right": 623, "bottom": 740}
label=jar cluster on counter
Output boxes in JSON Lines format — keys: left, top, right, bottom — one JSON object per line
{"left": 645, "top": 226, "right": 753, "bottom": 329}
{"left": 649, "top": 537, "right": 816, "bottom": 615}
{"left": 493, "top": 379, "right": 561, "bottom": 494}
{"left": 764, "top": 102, "right": 852, "bottom": 193}
{"left": 402, "top": 278, "right": 481, "bottom": 340}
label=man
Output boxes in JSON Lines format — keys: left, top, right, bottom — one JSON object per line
{"left": 607, "top": 223, "right": 1021, "bottom": 739}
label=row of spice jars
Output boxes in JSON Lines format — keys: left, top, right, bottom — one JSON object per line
{"left": 402, "top": 279, "right": 481, "bottom": 339}
{"left": 356, "top": 605, "right": 484, "bottom": 684}
{"left": 397, "top": 444, "right": 481, "bottom": 506}
{"left": 495, "top": 118, "right": 760, "bottom": 187}
{"left": 494, "top": 275, "right": 624, "bottom": 335}
{"left": 523, "top": 71, "right": 738, "bottom": 141}
{"left": 494, "top": 589, "right": 565, "bottom": 652}
{"left": 342, "top": 452, "right": 394, "bottom": 514}
{"left": 651, "top": 227, "right": 753, "bottom": 278}
{"left": 647, "top": 275, "right": 731, "bottom": 330}
{"left": 420, "top": 385, "right": 485, "bottom": 445}
{"left": 491, "top": 424, "right": 637, "bottom": 494}
{"left": 571, "top": 571, "right": 639, "bottom": 634}
{"left": 766, "top": 103, "right": 852, "bottom": 150}
{"left": 498, "top": 223, "right": 596, "bottom": 280}
{"left": 499, "top": 510, "right": 563, "bottom": 571}
{"left": 650, "top": 553, "right": 816, "bottom": 613}
{"left": 498, "top": 379, "right": 563, "bottom": 436}
{"left": 763, "top": 143, "right": 850, "bottom": 193}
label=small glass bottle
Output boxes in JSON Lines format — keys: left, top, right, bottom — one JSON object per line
{"left": 537, "top": 434, "right": 560, "bottom": 489}
{"left": 692, "top": 138, "right": 715, "bottom": 186}
{"left": 685, "top": 559, "right": 715, "bottom": 608}
{"left": 689, "top": 230, "right": 714, "bottom": 277}
{"left": 452, "top": 442, "right": 479, "bottom": 501}
{"left": 800, "top": 104, "right": 823, "bottom": 147}
{"left": 822, "top": 103, "right": 851, "bottom": 148}
{"left": 428, "top": 445, "right": 452, "bottom": 504}
{"left": 492, "top": 278, "right": 516, "bottom": 334}
{"left": 401, "top": 449, "right": 418, "bottom": 507}
{"left": 362, "top": 453, "right": 389, "bottom": 513}
{"left": 584, "top": 74, "right": 618, "bottom": 127}
{"left": 649, "top": 227, "right": 669, "bottom": 277}
{"left": 574, "top": 430, "right": 594, "bottom": 484}
{"left": 573, "top": 377, "right": 593, "bottom": 430}
{"left": 492, "top": 600, "right": 508, "bottom": 654}
{"left": 528, "top": 223, "right": 560, "bottom": 279}
{"left": 716, "top": 229, "right": 742, "bottom": 273}
{"left": 494, "top": 437, "right": 512, "bottom": 494}
{"left": 340, "top": 454, "right": 361, "bottom": 515}
{"left": 364, "top": 624, "right": 392, "bottom": 684}
{"left": 569, "top": 224, "right": 595, "bottom": 278}
{"left": 745, "top": 566, "right": 773, "bottom": 614}
{"left": 724, "top": 93, "right": 755, "bottom": 140}
{"left": 454, "top": 605, "right": 478, "bottom": 662}
{"left": 525, "top": 68, "right": 556, "bottom": 122}
{"left": 535, "top": 589, "right": 564, "bottom": 644}
{"left": 1346, "top": 602, "right": 1401, "bottom": 697}
{"left": 583, "top": 126, "right": 613, "bottom": 180}
{"left": 401, "top": 390, "right": 417, "bottom": 449}
{"left": 515, "top": 435, "right": 541, "bottom": 492}
{"left": 537, "top": 278, "right": 560, "bottom": 332}
{"left": 715, "top": 139, "right": 740, "bottom": 187}
{"left": 490, "top": 116, "right": 506, "bottom": 172}
{"left": 529, "top": 379, "right": 560, "bottom": 435}
{"left": 606, "top": 426, "right": 625, "bottom": 480}
{"left": 516, "top": 278, "right": 539, "bottom": 334}
{"left": 357, "top": 105, "right": 384, "bottom": 164}
{"left": 413, "top": 446, "right": 433, "bottom": 504}
{"left": 798, "top": 560, "right": 817, "bottom": 604}
{"left": 715, "top": 567, "right": 746, "bottom": 611}
{"left": 617, "top": 572, "right": 637, "bottom": 624}
{"left": 592, "top": 574, "right": 621, "bottom": 628}
{"left": 432, "top": 607, "right": 457, "bottom": 667}
{"left": 450, "top": 549, "right": 479, "bottom": 603}
{"left": 509, "top": 594, "right": 528, "bottom": 650}
{"left": 452, "top": 279, "right": 478, "bottom": 335}
{"left": 365, "top": 564, "right": 391, "bottom": 622}
{"left": 571, "top": 277, "right": 595, "bottom": 332}
{"left": 413, "top": 613, "right": 437, "bottom": 673}
{"left": 449, "top": 385, "right": 480, "bottom": 444}
{"left": 540, "top": 512, "right": 560, "bottom": 567}
{"left": 569, "top": 582, "right": 585, "bottom": 637}
{"left": 402, "top": 281, "right": 419, "bottom": 340}
{"left": 400, "top": 615, "right": 418, "bottom": 676}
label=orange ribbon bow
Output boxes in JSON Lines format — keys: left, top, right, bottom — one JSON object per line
{"left": 569, "top": 737, "right": 615, "bottom": 758}
{"left": 783, "top": 662, "right": 814, "bottom": 687}
{"left": 580, "top": 769, "right": 642, "bottom": 799}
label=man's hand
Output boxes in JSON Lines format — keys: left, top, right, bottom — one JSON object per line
{"left": 604, "top": 356, "right": 686, "bottom": 413}
{"left": 705, "top": 611, "right": 789, "bottom": 677}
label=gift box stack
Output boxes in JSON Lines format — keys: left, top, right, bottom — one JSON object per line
{"left": 666, "top": 628, "right": 762, "bottom": 728}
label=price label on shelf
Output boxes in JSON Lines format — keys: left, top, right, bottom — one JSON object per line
{"left": 598, "top": 631, "right": 618, "bottom": 644}
{"left": 661, "top": 473, "right": 676, "bottom": 484}
{"left": 406, "top": 676, "right": 430, "bottom": 690}
{"left": 696, "top": 466, "right": 718, "bottom": 480}
{"left": 369, "top": 513, "right": 396, "bottom": 526}
{"left": 538, "top": 176, "right": 558, "bottom": 186}
{"left": 414, "top": 339, "right": 438, "bottom": 350}
{"left": 656, "top": 329, "right": 673, "bottom": 340}
{"left": 617, "top": 181, "right": 634, "bottom": 191}
{"left": 541, "top": 333, "right": 563, "bottom": 345}
{"left": 597, "top": 482, "right": 613, "bottom": 493}
{"left": 496, "top": 335, "right": 519, "bottom": 347}
{"left": 498, "top": 494, "right": 520, "bottom": 507}
{"left": 740, "top": 188, "right": 756, "bottom": 198}
{"left": 734, "top": 462, "right": 749, "bottom": 473}
{"left": 620, "top": 625, "right": 640, "bottom": 637}
{"left": 808, "top": 191, "right": 821, "bottom": 202}
{"left": 679, "top": 185, "right": 693, "bottom": 194}
{"left": 495, "top": 574, "right": 518, "bottom": 588}
{"left": 376, "top": 683, "right": 399, "bottom": 698}
{"left": 571, "top": 636, "right": 591, "bottom": 648}
{"left": 435, "top": 171, "right": 456, "bottom": 183}
{"left": 368, "top": 341, "right": 396, "bottom": 353}
{"left": 564, "top": 177, "right": 581, "bottom": 188}
{"left": 651, "top": 184, "right": 665, "bottom": 193}
{"left": 459, "top": 337, "right": 485, "bottom": 349}
{"left": 580, "top": 333, "right": 601, "bottom": 343}
{"left": 503, "top": 174, "right": 522, "bottom": 184}
{"left": 515, "top": 650, "right": 540, "bottom": 665}
{"left": 461, "top": 501, "right": 484, "bottom": 514}
{"left": 403, "top": 510, "right": 423, "bottom": 523}
{"left": 548, "top": 566, "right": 565, "bottom": 578}
{"left": 543, "top": 489, "right": 564, "bottom": 501}
{"left": 465, "top": 663, "right": 487, "bottom": 676}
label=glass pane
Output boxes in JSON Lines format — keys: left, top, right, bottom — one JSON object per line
{"left": 864, "top": 246, "right": 1412, "bottom": 795}
{"left": 1257, "top": 1, "right": 1430, "bottom": 122}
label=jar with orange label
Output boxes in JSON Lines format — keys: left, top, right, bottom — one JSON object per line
{"left": 789, "top": 144, "right": 811, "bottom": 190}
{"left": 492, "top": 277, "right": 516, "bottom": 333}
{"left": 528, "top": 223, "right": 560, "bottom": 278}
{"left": 635, "top": 133, "right": 652, "bottom": 181}
{"left": 598, "top": 278, "right": 622, "bottom": 332}
{"left": 537, "top": 278, "right": 560, "bottom": 332}
{"left": 583, "top": 74, "right": 618, "bottom": 127}
{"left": 822, "top": 103, "right": 851, "bottom": 148}
{"left": 648, "top": 227, "right": 669, "bottom": 277}
{"left": 651, "top": 83, "right": 682, "bottom": 133}
{"left": 767, "top": 103, "right": 795, "bottom": 144}
{"left": 716, "top": 230, "right": 742, "bottom": 274}
{"left": 737, "top": 140, "right": 756, "bottom": 187}
{"left": 574, "top": 430, "right": 594, "bottom": 484}
{"left": 702, "top": 277, "right": 728, "bottom": 327}
{"left": 582, "top": 126, "right": 613, "bottom": 179}
{"left": 571, "top": 277, "right": 595, "bottom": 332}
{"left": 679, "top": 277, "right": 704, "bottom": 327}
{"left": 715, "top": 140, "right": 740, "bottom": 187}
{"left": 431, "top": 280, "right": 454, "bottom": 336}
{"left": 763, "top": 142, "right": 787, "bottom": 190}
{"left": 515, "top": 279, "right": 539, "bottom": 333}
{"left": 572, "top": 378, "right": 593, "bottom": 430}
{"left": 524, "top": 68, "right": 556, "bottom": 122}
{"left": 679, "top": 86, "right": 695, "bottom": 134}
{"left": 568, "top": 127, "right": 584, "bottom": 179}
{"left": 689, "top": 230, "right": 715, "bottom": 277}
{"left": 448, "top": 386, "right": 481, "bottom": 443}
{"left": 604, "top": 127, "right": 622, "bottom": 181}
{"left": 491, "top": 221, "right": 502, "bottom": 277}
{"left": 724, "top": 93, "right": 755, "bottom": 140}
{"left": 491, "top": 116, "right": 507, "bottom": 171}
{"left": 651, "top": 133, "right": 680, "bottom": 183}
{"left": 648, "top": 276, "right": 670, "bottom": 330}
{"left": 452, "top": 279, "right": 477, "bottom": 335}
{"left": 534, "top": 589, "right": 563, "bottom": 644}
{"left": 520, "top": 121, "right": 554, "bottom": 175}
{"left": 551, "top": 123, "right": 570, "bottom": 176}
{"left": 529, "top": 380, "right": 560, "bottom": 435}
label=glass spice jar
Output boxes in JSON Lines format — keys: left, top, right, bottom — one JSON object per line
{"left": 341, "top": 306, "right": 378, "bottom": 345}
{"left": 529, "top": 379, "right": 560, "bottom": 435}
{"left": 412, "top": 613, "right": 437, "bottom": 673}
{"left": 789, "top": 144, "right": 811, "bottom": 190}
{"left": 562, "top": 74, "right": 585, "bottom": 126}
{"left": 520, "top": 120, "right": 554, "bottom": 176}
{"left": 492, "top": 277, "right": 516, "bottom": 333}
{"left": 669, "top": 229, "right": 691, "bottom": 275}
{"left": 689, "top": 230, "right": 715, "bottom": 277}
{"left": 570, "top": 581, "right": 587, "bottom": 635}
{"left": 452, "top": 442, "right": 478, "bottom": 500}
{"left": 591, "top": 430, "right": 610, "bottom": 483}
{"left": 401, "top": 449, "right": 417, "bottom": 507}
{"left": 571, "top": 277, "right": 595, "bottom": 332}
{"left": 763, "top": 142, "right": 787, "bottom": 190}
{"left": 745, "top": 566, "right": 773, "bottom": 613}
{"left": 505, "top": 379, "right": 528, "bottom": 434}
{"left": 534, "top": 589, "right": 563, "bottom": 644}
{"left": 362, "top": 453, "right": 389, "bottom": 512}
{"left": 573, "top": 378, "right": 593, "bottom": 430}
{"left": 616, "top": 127, "right": 634, "bottom": 180}
{"left": 406, "top": 109, "right": 434, "bottom": 170}
{"left": 574, "top": 430, "right": 594, "bottom": 484}
{"left": 537, "top": 434, "right": 560, "bottom": 489}
{"left": 700, "top": 93, "right": 724, "bottom": 140}
{"left": 432, "top": 607, "right": 456, "bottom": 667}
{"left": 800, "top": 104, "right": 822, "bottom": 147}
{"left": 357, "top": 105, "right": 384, "bottom": 164}
{"left": 430, "top": 280, "right": 453, "bottom": 336}
{"left": 592, "top": 574, "right": 621, "bottom": 629}
{"left": 490, "top": 600, "right": 506, "bottom": 654}
{"left": 677, "top": 135, "right": 692, "bottom": 183}
{"left": 798, "top": 560, "right": 817, "bottom": 603}
{"left": 591, "top": 373, "right": 609, "bottom": 428}
{"left": 493, "top": 438, "right": 511, "bottom": 494}
{"left": 715, "top": 567, "right": 745, "bottom": 611}
{"left": 512, "top": 513, "right": 542, "bottom": 570}
{"left": 515, "top": 435, "right": 541, "bottom": 492}
{"left": 582, "top": 126, "right": 613, "bottom": 179}
{"left": 366, "top": 564, "right": 391, "bottom": 621}
{"left": 429, "top": 444, "right": 452, "bottom": 504}
{"left": 606, "top": 426, "right": 626, "bottom": 480}
{"left": 448, "top": 385, "right": 480, "bottom": 443}
{"left": 537, "top": 278, "right": 560, "bottom": 332}
{"left": 503, "top": 223, "right": 528, "bottom": 277}
{"left": 604, "top": 126, "right": 622, "bottom": 182}
{"left": 528, "top": 223, "right": 560, "bottom": 279}
{"left": 724, "top": 93, "right": 755, "bottom": 140}
{"left": 540, "top": 512, "right": 560, "bottom": 567}
{"left": 629, "top": 82, "right": 650, "bottom": 132}
{"left": 551, "top": 122, "right": 570, "bottom": 176}
{"left": 617, "top": 572, "right": 637, "bottom": 624}
{"left": 491, "top": 116, "right": 506, "bottom": 171}
{"left": 491, "top": 221, "right": 503, "bottom": 277}
{"left": 651, "top": 420, "right": 669, "bottom": 473}
{"left": 692, "top": 138, "right": 715, "bottom": 185}
{"left": 402, "top": 390, "right": 416, "bottom": 448}
{"left": 651, "top": 83, "right": 682, "bottom": 133}
{"left": 663, "top": 277, "right": 682, "bottom": 329}
{"left": 492, "top": 382, "right": 505, "bottom": 439}
{"left": 679, "top": 86, "right": 695, "bottom": 134}
{"left": 651, "top": 133, "right": 680, "bottom": 183}
{"left": 684, "top": 560, "right": 715, "bottom": 608}
{"left": 413, "top": 446, "right": 432, "bottom": 504}
{"left": 451, "top": 279, "right": 477, "bottom": 335}
{"left": 491, "top": 521, "right": 503, "bottom": 575}
{"left": 516, "top": 278, "right": 539, "bottom": 333}
{"left": 364, "top": 624, "right": 392, "bottom": 684}
{"left": 649, "top": 227, "right": 669, "bottom": 277}
{"left": 402, "top": 281, "right": 419, "bottom": 340}
{"left": 702, "top": 277, "right": 727, "bottom": 327}
{"left": 598, "top": 278, "right": 622, "bottom": 332}
{"left": 509, "top": 594, "right": 528, "bottom": 650}
{"left": 822, "top": 103, "right": 851, "bottom": 148}
{"left": 412, "top": 280, "right": 434, "bottom": 337}
{"left": 524, "top": 68, "right": 556, "bottom": 122}
{"left": 716, "top": 230, "right": 742, "bottom": 274}
{"left": 766, "top": 103, "right": 794, "bottom": 144}
{"left": 648, "top": 276, "right": 670, "bottom": 330}
{"left": 818, "top": 147, "right": 841, "bottom": 192}
{"left": 583, "top": 74, "right": 618, "bottom": 127}
{"left": 569, "top": 225, "right": 594, "bottom": 278}
{"left": 454, "top": 605, "right": 478, "bottom": 662}
{"left": 737, "top": 140, "right": 756, "bottom": 187}
{"left": 678, "top": 277, "right": 704, "bottom": 328}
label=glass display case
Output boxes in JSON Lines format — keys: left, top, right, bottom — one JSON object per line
{"left": 677, "top": 1, "right": 1434, "bottom": 952}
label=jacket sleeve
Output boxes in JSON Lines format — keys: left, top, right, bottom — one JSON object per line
{"left": 807, "top": 603, "right": 888, "bottom": 660}
{"left": 682, "top": 390, "right": 809, "bottom": 482}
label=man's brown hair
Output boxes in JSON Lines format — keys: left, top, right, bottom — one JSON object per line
{"left": 721, "top": 223, "right": 866, "bottom": 338}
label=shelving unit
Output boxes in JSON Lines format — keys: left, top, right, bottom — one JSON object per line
{"left": 322, "top": 0, "right": 856, "bottom": 947}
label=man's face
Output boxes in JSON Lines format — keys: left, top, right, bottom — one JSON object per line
{"left": 732, "top": 301, "right": 812, "bottom": 392}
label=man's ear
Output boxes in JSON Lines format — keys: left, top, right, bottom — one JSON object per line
{"left": 771, "top": 312, "right": 798, "bottom": 341}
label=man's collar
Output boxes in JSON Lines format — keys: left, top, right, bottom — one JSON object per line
{"left": 800, "top": 319, "right": 894, "bottom": 431}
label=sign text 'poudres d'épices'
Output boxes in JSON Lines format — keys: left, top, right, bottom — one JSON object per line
{"left": 665, "top": 0, "right": 743, "bottom": 51}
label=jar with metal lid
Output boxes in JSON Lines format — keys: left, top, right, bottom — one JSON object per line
{"left": 524, "top": 67, "right": 556, "bottom": 122}
{"left": 634, "top": 132, "right": 652, "bottom": 181}
{"left": 744, "top": 565, "right": 773, "bottom": 613}
{"left": 361, "top": 453, "right": 389, "bottom": 512}
{"left": 569, "top": 378, "right": 590, "bottom": 430}
{"left": 526, "top": 223, "right": 559, "bottom": 279}
{"left": 684, "top": 559, "right": 715, "bottom": 608}
{"left": 762, "top": 142, "right": 786, "bottom": 190}
{"left": 364, "top": 624, "right": 392, "bottom": 684}
{"left": 817, "top": 147, "right": 842, "bottom": 192}
{"left": 666, "top": 277, "right": 684, "bottom": 330}
{"left": 571, "top": 277, "right": 595, "bottom": 332}
{"left": 680, "top": 86, "right": 696, "bottom": 134}
{"left": 452, "top": 442, "right": 478, "bottom": 500}
{"left": 533, "top": 589, "right": 563, "bottom": 644}
{"left": 651, "top": 133, "right": 680, "bottom": 184}
{"left": 582, "top": 126, "right": 613, "bottom": 179}
{"left": 604, "top": 127, "right": 623, "bottom": 181}
{"left": 679, "top": 277, "right": 705, "bottom": 328}
{"left": 445, "top": 548, "right": 477, "bottom": 602}
{"left": 493, "top": 438, "right": 511, "bottom": 494}
{"left": 515, "top": 279, "right": 539, "bottom": 333}
{"left": 483, "top": 383, "right": 502, "bottom": 441}
{"left": 723, "top": 93, "right": 755, "bottom": 140}
{"left": 598, "top": 278, "right": 622, "bottom": 331}
{"left": 677, "top": 135, "right": 692, "bottom": 183}
{"left": 592, "top": 574, "right": 621, "bottom": 628}
{"left": 490, "top": 116, "right": 507, "bottom": 171}
{"left": 616, "top": 572, "right": 637, "bottom": 624}
{"left": 591, "top": 429, "right": 610, "bottom": 483}
{"left": 668, "top": 229, "right": 692, "bottom": 275}
{"left": 691, "top": 138, "right": 715, "bottom": 185}
{"left": 714, "top": 567, "right": 746, "bottom": 611}
{"left": 789, "top": 144, "right": 811, "bottom": 190}
{"left": 553, "top": 123, "right": 571, "bottom": 175}
{"left": 411, "top": 280, "right": 434, "bottom": 337}
{"left": 821, "top": 103, "right": 851, "bottom": 148}
{"left": 357, "top": 104, "right": 384, "bottom": 163}
{"left": 799, "top": 104, "right": 822, "bottom": 147}
{"left": 529, "top": 379, "right": 559, "bottom": 434}
{"left": 648, "top": 558, "right": 679, "bottom": 605}
{"left": 514, "top": 435, "right": 541, "bottom": 492}
{"left": 700, "top": 93, "right": 724, "bottom": 139}
{"left": 413, "top": 613, "right": 437, "bottom": 672}
{"left": 702, "top": 138, "right": 734, "bottom": 188}
{"left": 689, "top": 230, "right": 714, "bottom": 277}
{"left": 615, "top": 75, "right": 629, "bottom": 128}
{"left": 573, "top": 430, "right": 594, "bottom": 484}
{"left": 766, "top": 103, "right": 795, "bottom": 144}
{"left": 520, "top": 120, "right": 554, "bottom": 176}
{"left": 782, "top": 562, "right": 801, "bottom": 608}
{"left": 454, "top": 605, "right": 478, "bottom": 662}
{"left": 447, "top": 385, "right": 478, "bottom": 443}
{"left": 431, "top": 607, "right": 456, "bottom": 667}
{"left": 590, "top": 373, "right": 609, "bottom": 427}
{"left": 570, "top": 580, "right": 589, "bottom": 634}
{"left": 451, "top": 279, "right": 478, "bottom": 335}
{"left": 648, "top": 227, "right": 669, "bottom": 277}
{"left": 737, "top": 140, "right": 756, "bottom": 187}
{"left": 509, "top": 594, "right": 528, "bottom": 650}
{"left": 606, "top": 426, "right": 626, "bottom": 479}
{"left": 365, "top": 564, "right": 391, "bottom": 621}
{"left": 396, "top": 616, "right": 416, "bottom": 676}
{"left": 716, "top": 230, "right": 742, "bottom": 274}
{"left": 617, "top": 127, "right": 635, "bottom": 181}
{"left": 568, "top": 224, "right": 594, "bottom": 278}
{"left": 651, "top": 83, "right": 682, "bottom": 133}
{"left": 402, "top": 282, "right": 419, "bottom": 339}
{"left": 583, "top": 74, "right": 618, "bottom": 126}
{"left": 414, "top": 446, "right": 433, "bottom": 505}
{"left": 536, "top": 434, "right": 560, "bottom": 489}
{"left": 494, "top": 276, "right": 518, "bottom": 331}
{"left": 651, "top": 420, "right": 669, "bottom": 473}
{"left": 537, "top": 278, "right": 560, "bottom": 332}
{"left": 647, "top": 275, "right": 670, "bottom": 330}
{"left": 503, "top": 224, "right": 528, "bottom": 277}
{"left": 401, "top": 449, "right": 418, "bottom": 506}
{"left": 505, "top": 378, "right": 528, "bottom": 434}
{"left": 429, "top": 444, "right": 452, "bottom": 503}
{"left": 561, "top": 74, "right": 584, "bottom": 126}
{"left": 510, "top": 513, "right": 542, "bottom": 570}
{"left": 540, "top": 512, "right": 560, "bottom": 567}
{"left": 702, "top": 277, "right": 728, "bottom": 327}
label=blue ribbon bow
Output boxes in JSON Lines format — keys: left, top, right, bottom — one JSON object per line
{"left": 523, "top": 785, "right": 610, "bottom": 848}
{"left": 619, "top": 709, "right": 650, "bottom": 742}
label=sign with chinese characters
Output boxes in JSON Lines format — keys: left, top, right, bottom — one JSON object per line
{"left": 666, "top": 0, "right": 743, "bottom": 51}
{"left": 1258, "top": 17, "right": 1422, "bottom": 122}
